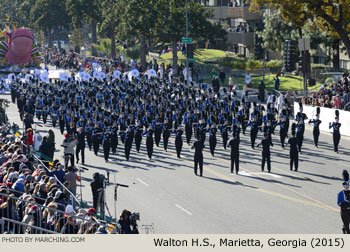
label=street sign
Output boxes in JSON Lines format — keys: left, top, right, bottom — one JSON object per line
{"left": 182, "top": 37, "right": 193, "bottom": 44}
{"left": 188, "top": 58, "right": 196, "bottom": 62}
{"left": 298, "top": 38, "right": 311, "bottom": 51}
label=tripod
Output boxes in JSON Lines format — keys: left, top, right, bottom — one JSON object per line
{"left": 113, "top": 182, "right": 129, "bottom": 223}
{"left": 77, "top": 166, "right": 88, "bottom": 207}
{"left": 98, "top": 181, "right": 113, "bottom": 221}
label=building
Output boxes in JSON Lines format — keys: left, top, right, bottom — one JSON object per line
{"left": 205, "top": 0, "right": 263, "bottom": 57}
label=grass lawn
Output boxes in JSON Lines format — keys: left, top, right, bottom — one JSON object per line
{"left": 204, "top": 74, "right": 322, "bottom": 91}
{"left": 159, "top": 49, "right": 227, "bottom": 64}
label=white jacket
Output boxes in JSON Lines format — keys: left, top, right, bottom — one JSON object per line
{"left": 33, "top": 133, "right": 43, "bottom": 151}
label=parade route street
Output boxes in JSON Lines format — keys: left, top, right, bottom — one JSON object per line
{"left": 3, "top": 91, "right": 350, "bottom": 234}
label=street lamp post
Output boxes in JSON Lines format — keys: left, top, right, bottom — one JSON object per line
{"left": 186, "top": 0, "right": 190, "bottom": 87}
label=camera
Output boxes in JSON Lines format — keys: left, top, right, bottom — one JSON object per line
{"left": 0, "top": 99, "right": 9, "bottom": 107}
{"left": 129, "top": 212, "right": 140, "bottom": 226}
{"left": 93, "top": 172, "right": 109, "bottom": 185}
{"left": 11, "top": 123, "right": 19, "bottom": 132}
{"left": 67, "top": 135, "right": 77, "bottom": 142}
{"left": 99, "top": 174, "right": 108, "bottom": 184}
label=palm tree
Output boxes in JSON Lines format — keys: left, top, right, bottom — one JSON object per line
{"left": 92, "top": 38, "right": 111, "bottom": 57}
{"left": 126, "top": 47, "right": 141, "bottom": 61}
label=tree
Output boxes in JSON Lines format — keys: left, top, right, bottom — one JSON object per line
{"left": 256, "top": 10, "right": 299, "bottom": 54}
{"left": 250, "top": 0, "right": 350, "bottom": 59}
{"left": 155, "top": 0, "right": 226, "bottom": 76}
{"left": 126, "top": 47, "right": 141, "bottom": 61}
{"left": 66, "top": 0, "right": 102, "bottom": 56}
{"left": 69, "top": 28, "right": 84, "bottom": 53}
{"left": 0, "top": 0, "right": 35, "bottom": 28}
{"left": 116, "top": 0, "right": 159, "bottom": 71}
{"left": 98, "top": 0, "right": 126, "bottom": 59}
{"left": 30, "top": 0, "right": 71, "bottom": 47}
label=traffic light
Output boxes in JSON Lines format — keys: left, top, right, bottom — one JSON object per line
{"left": 186, "top": 43, "right": 194, "bottom": 59}
{"left": 298, "top": 54, "right": 303, "bottom": 73}
{"left": 284, "top": 40, "right": 298, "bottom": 72}
{"left": 254, "top": 42, "right": 264, "bottom": 60}
{"left": 298, "top": 51, "right": 311, "bottom": 75}
{"left": 303, "top": 50, "right": 311, "bottom": 74}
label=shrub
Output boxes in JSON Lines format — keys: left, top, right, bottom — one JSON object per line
{"left": 266, "top": 60, "right": 283, "bottom": 69}
{"left": 311, "top": 63, "right": 329, "bottom": 70}
{"left": 246, "top": 60, "right": 263, "bottom": 70}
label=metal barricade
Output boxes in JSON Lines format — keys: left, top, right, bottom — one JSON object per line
{"left": 0, "top": 218, "right": 4, "bottom": 234}
{"left": 2, "top": 218, "right": 58, "bottom": 234}
{"left": 0, "top": 192, "right": 116, "bottom": 234}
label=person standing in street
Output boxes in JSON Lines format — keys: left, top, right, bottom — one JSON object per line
{"left": 102, "top": 128, "right": 112, "bottom": 163}
{"left": 296, "top": 119, "right": 305, "bottom": 153}
{"left": 145, "top": 126, "right": 154, "bottom": 160}
{"left": 191, "top": 136, "right": 204, "bottom": 176}
{"left": 174, "top": 126, "right": 183, "bottom": 159}
{"left": 257, "top": 133, "right": 273, "bottom": 173}
{"left": 124, "top": 126, "right": 134, "bottom": 161}
{"left": 184, "top": 113, "right": 193, "bottom": 145}
{"left": 92, "top": 124, "right": 102, "bottom": 156}
{"left": 76, "top": 127, "right": 85, "bottom": 165}
{"left": 329, "top": 112, "right": 341, "bottom": 153}
{"left": 248, "top": 115, "right": 259, "bottom": 149}
{"left": 308, "top": 108, "right": 322, "bottom": 148}
{"left": 287, "top": 123, "right": 299, "bottom": 171}
{"left": 275, "top": 116, "right": 288, "bottom": 149}
{"left": 208, "top": 124, "right": 217, "bottom": 156}
{"left": 134, "top": 122, "right": 143, "bottom": 153}
{"left": 227, "top": 133, "right": 240, "bottom": 174}
{"left": 111, "top": 122, "right": 119, "bottom": 154}
{"left": 62, "top": 133, "right": 77, "bottom": 168}
{"left": 338, "top": 181, "right": 350, "bottom": 234}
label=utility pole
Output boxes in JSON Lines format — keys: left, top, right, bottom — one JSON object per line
{"left": 262, "top": 50, "right": 266, "bottom": 82}
{"left": 185, "top": 0, "right": 190, "bottom": 87}
{"left": 298, "top": 28, "right": 307, "bottom": 97}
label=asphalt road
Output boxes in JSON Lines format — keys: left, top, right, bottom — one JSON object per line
{"left": 3, "top": 91, "right": 350, "bottom": 234}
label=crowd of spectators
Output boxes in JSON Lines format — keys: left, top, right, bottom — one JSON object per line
{"left": 0, "top": 122, "right": 115, "bottom": 234}
{"left": 42, "top": 47, "right": 168, "bottom": 75}
{"left": 41, "top": 47, "right": 200, "bottom": 84}
{"left": 301, "top": 73, "right": 350, "bottom": 111}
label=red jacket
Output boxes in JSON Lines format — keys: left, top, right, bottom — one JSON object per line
{"left": 27, "top": 132, "right": 34, "bottom": 146}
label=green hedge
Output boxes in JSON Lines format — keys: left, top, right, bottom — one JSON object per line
{"left": 266, "top": 60, "right": 283, "bottom": 69}
{"left": 311, "top": 63, "right": 329, "bottom": 70}
{"left": 246, "top": 60, "right": 263, "bottom": 70}
{"left": 218, "top": 57, "right": 282, "bottom": 71}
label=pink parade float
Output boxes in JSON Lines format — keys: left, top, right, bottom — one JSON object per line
{"left": 0, "top": 22, "right": 40, "bottom": 70}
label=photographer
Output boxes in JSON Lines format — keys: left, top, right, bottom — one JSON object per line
{"left": 90, "top": 172, "right": 103, "bottom": 210}
{"left": 118, "top": 209, "right": 139, "bottom": 234}
{"left": 61, "top": 133, "right": 77, "bottom": 168}
{"left": 75, "top": 127, "right": 85, "bottom": 165}
{"left": 65, "top": 166, "right": 80, "bottom": 208}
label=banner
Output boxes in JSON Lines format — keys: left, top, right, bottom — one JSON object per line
{"left": 294, "top": 103, "right": 350, "bottom": 136}
{"left": 0, "top": 234, "right": 348, "bottom": 252}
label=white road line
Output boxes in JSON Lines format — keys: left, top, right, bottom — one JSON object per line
{"left": 175, "top": 204, "right": 192, "bottom": 216}
{"left": 240, "top": 170, "right": 282, "bottom": 178}
{"left": 137, "top": 178, "right": 149, "bottom": 187}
